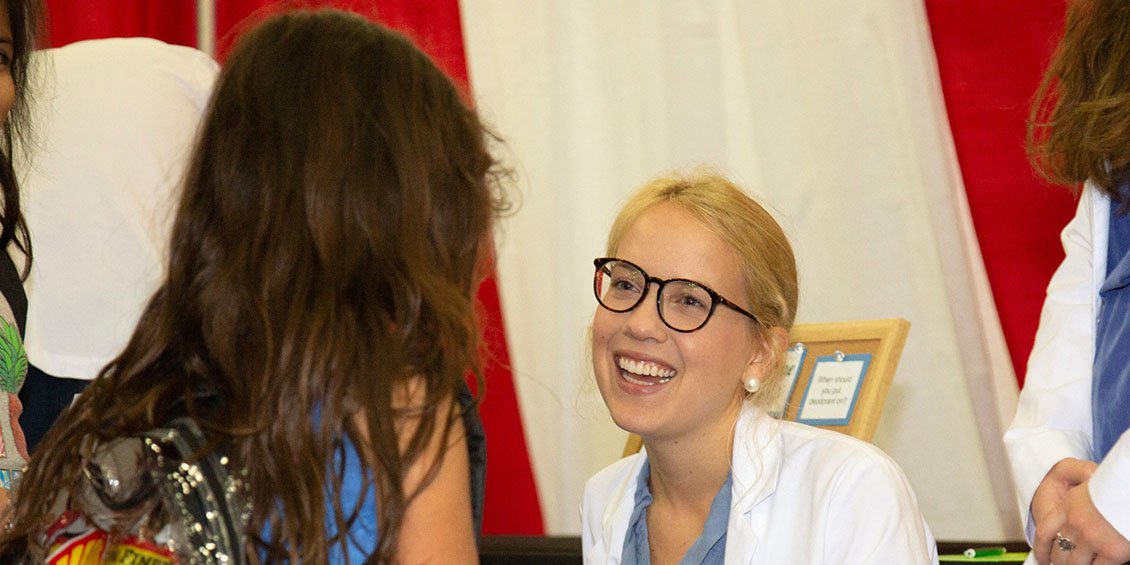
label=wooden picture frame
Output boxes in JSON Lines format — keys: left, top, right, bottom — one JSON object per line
{"left": 779, "top": 318, "right": 910, "bottom": 442}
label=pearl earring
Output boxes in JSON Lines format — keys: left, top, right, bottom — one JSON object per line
{"left": 743, "top": 376, "right": 761, "bottom": 393}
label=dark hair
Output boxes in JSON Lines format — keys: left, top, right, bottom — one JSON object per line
{"left": 1028, "top": 0, "right": 1130, "bottom": 205}
{"left": 1, "top": 9, "right": 506, "bottom": 563}
{"left": 0, "top": 0, "right": 44, "bottom": 269}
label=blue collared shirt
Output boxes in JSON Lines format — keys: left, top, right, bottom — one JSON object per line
{"left": 1093, "top": 182, "right": 1130, "bottom": 463}
{"left": 620, "top": 459, "right": 731, "bottom": 565}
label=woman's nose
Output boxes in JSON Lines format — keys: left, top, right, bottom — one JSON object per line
{"left": 623, "top": 284, "right": 668, "bottom": 341}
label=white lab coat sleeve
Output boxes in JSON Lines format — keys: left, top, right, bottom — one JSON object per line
{"left": 1089, "top": 418, "right": 1130, "bottom": 537}
{"left": 1004, "top": 187, "right": 1100, "bottom": 543}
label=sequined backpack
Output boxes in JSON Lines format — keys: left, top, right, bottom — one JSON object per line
{"left": 40, "top": 417, "right": 249, "bottom": 565}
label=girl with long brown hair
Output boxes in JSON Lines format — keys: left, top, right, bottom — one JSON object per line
{"left": 0, "top": 8, "right": 504, "bottom": 564}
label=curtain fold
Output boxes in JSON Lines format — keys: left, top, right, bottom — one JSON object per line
{"left": 923, "top": 0, "right": 1073, "bottom": 389}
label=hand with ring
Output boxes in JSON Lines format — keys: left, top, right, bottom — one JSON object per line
{"left": 1033, "top": 480, "right": 1130, "bottom": 565}
{"left": 1031, "top": 459, "right": 1094, "bottom": 564}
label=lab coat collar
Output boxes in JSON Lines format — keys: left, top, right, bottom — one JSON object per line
{"left": 725, "top": 403, "right": 784, "bottom": 563}
{"left": 1089, "top": 183, "right": 1112, "bottom": 306}
{"left": 599, "top": 447, "right": 649, "bottom": 564}
{"left": 595, "top": 403, "right": 783, "bottom": 564}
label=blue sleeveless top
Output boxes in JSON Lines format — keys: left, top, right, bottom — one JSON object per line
{"left": 258, "top": 438, "right": 378, "bottom": 563}
{"left": 330, "top": 438, "right": 379, "bottom": 562}
{"left": 263, "top": 384, "right": 486, "bottom": 562}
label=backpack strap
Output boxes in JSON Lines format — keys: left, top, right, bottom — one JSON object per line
{"left": 142, "top": 417, "right": 248, "bottom": 565}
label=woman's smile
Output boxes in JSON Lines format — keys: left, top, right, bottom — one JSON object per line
{"left": 615, "top": 353, "right": 677, "bottom": 386}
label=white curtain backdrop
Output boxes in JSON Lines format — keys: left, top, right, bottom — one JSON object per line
{"left": 463, "top": 0, "right": 1023, "bottom": 540}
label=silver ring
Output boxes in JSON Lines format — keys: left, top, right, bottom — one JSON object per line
{"left": 1057, "top": 532, "right": 1076, "bottom": 551}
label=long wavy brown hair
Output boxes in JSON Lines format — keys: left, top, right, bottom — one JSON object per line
{"left": 1, "top": 0, "right": 44, "bottom": 271}
{"left": 0, "top": 9, "right": 506, "bottom": 563}
{"left": 1028, "top": 0, "right": 1130, "bottom": 205}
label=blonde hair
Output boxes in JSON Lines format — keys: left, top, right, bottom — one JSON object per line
{"left": 606, "top": 171, "right": 798, "bottom": 405}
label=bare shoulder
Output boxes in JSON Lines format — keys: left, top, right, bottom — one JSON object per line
{"left": 394, "top": 377, "right": 477, "bottom": 564}
{"left": 353, "top": 377, "right": 477, "bottom": 564}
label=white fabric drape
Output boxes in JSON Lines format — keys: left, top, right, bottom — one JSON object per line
{"left": 462, "top": 0, "right": 1022, "bottom": 540}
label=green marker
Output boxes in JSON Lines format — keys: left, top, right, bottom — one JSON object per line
{"left": 963, "top": 546, "right": 1007, "bottom": 558}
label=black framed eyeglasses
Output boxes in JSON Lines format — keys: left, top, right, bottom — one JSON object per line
{"left": 593, "top": 257, "right": 759, "bottom": 332}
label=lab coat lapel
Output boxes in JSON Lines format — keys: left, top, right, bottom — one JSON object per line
{"left": 600, "top": 449, "right": 649, "bottom": 564}
{"left": 1091, "top": 187, "right": 1111, "bottom": 303}
{"left": 725, "top": 405, "right": 783, "bottom": 564}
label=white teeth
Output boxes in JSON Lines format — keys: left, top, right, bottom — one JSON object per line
{"left": 621, "top": 372, "right": 672, "bottom": 386}
{"left": 616, "top": 357, "right": 676, "bottom": 380}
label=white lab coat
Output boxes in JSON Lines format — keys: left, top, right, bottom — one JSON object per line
{"left": 581, "top": 403, "right": 938, "bottom": 564}
{"left": 1004, "top": 185, "right": 1130, "bottom": 542}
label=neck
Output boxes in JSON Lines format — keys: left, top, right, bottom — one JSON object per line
{"left": 644, "top": 401, "right": 742, "bottom": 513}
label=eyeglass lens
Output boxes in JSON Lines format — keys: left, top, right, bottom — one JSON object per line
{"left": 595, "top": 260, "right": 714, "bottom": 331}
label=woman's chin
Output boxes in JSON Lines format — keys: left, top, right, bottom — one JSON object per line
{"left": 607, "top": 405, "right": 659, "bottom": 440}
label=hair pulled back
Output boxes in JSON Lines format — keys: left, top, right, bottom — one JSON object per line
{"left": 606, "top": 171, "right": 798, "bottom": 403}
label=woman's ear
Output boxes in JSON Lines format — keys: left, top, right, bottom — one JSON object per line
{"left": 742, "top": 326, "right": 789, "bottom": 390}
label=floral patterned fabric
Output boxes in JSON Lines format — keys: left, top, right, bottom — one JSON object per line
{"left": 0, "top": 251, "right": 28, "bottom": 490}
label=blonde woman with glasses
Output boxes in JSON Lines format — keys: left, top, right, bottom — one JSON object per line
{"left": 582, "top": 171, "right": 937, "bottom": 564}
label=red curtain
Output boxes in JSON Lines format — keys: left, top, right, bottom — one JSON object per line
{"left": 45, "top": 0, "right": 196, "bottom": 48}
{"left": 45, "top": 0, "right": 544, "bottom": 536}
{"left": 923, "top": 0, "right": 1074, "bottom": 387}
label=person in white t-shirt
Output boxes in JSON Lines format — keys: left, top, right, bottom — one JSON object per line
{"left": 14, "top": 37, "right": 217, "bottom": 449}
